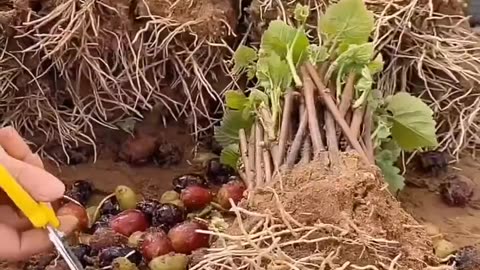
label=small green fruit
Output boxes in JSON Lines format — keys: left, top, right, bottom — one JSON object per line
{"left": 148, "top": 253, "right": 188, "bottom": 270}
{"left": 115, "top": 185, "right": 138, "bottom": 210}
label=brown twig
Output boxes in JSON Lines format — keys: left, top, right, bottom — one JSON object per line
{"left": 324, "top": 110, "right": 339, "bottom": 165}
{"left": 350, "top": 105, "right": 366, "bottom": 140}
{"left": 263, "top": 131, "right": 272, "bottom": 185}
{"left": 304, "top": 62, "right": 371, "bottom": 165}
{"left": 338, "top": 72, "right": 356, "bottom": 118}
{"left": 286, "top": 106, "right": 308, "bottom": 168}
{"left": 248, "top": 126, "right": 256, "bottom": 182}
{"left": 255, "top": 121, "right": 264, "bottom": 187}
{"left": 363, "top": 107, "right": 375, "bottom": 163}
{"left": 301, "top": 66, "right": 325, "bottom": 156}
{"left": 300, "top": 136, "right": 311, "bottom": 164}
{"left": 276, "top": 89, "right": 294, "bottom": 169}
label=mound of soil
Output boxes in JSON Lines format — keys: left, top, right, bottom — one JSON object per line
{"left": 194, "top": 153, "right": 438, "bottom": 269}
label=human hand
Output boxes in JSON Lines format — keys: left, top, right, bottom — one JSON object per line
{"left": 0, "top": 127, "right": 79, "bottom": 261}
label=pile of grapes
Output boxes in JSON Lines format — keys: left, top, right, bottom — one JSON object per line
{"left": 38, "top": 159, "right": 246, "bottom": 270}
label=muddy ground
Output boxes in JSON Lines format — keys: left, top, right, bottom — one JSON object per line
{"left": 44, "top": 124, "right": 480, "bottom": 252}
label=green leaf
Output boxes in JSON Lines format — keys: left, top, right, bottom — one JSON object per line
{"left": 225, "top": 90, "right": 248, "bottom": 110}
{"left": 353, "top": 67, "right": 373, "bottom": 108}
{"left": 249, "top": 89, "right": 269, "bottom": 106}
{"left": 386, "top": 92, "right": 438, "bottom": 151}
{"left": 319, "top": 0, "right": 374, "bottom": 45}
{"left": 368, "top": 53, "right": 384, "bottom": 75}
{"left": 377, "top": 160, "right": 405, "bottom": 194}
{"left": 336, "top": 43, "right": 374, "bottom": 71}
{"left": 214, "top": 109, "right": 254, "bottom": 147}
{"left": 256, "top": 52, "right": 292, "bottom": 90}
{"left": 308, "top": 44, "right": 329, "bottom": 64}
{"left": 261, "top": 20, "right": 310, "bottom": 65}
{"left": 375, "top": 140, "right": 404, "bottom": 194}
{"left": 233, "top": 46, "right": 257, "bottom": 74}
{"left": 220, "top": 144, "right": 240, "bottom": 168}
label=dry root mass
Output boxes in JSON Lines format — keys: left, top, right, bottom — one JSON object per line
{"left": 193, "top": 154, "right": 439, "bottom": 270}
{"left": 0, "top": 0, "right": 237, "bottom": 160}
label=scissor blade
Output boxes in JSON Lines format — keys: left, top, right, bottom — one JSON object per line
{"left": 47, "top": 226, "right": 84, "bottom": 270}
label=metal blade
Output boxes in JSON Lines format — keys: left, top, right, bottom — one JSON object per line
{"left": 47, "top": 226, "right": 85, "bottom": 270}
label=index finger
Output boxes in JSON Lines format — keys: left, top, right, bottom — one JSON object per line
{"left": 0, "top": 127, "right": 33, "bottom": 161}
{"left": 0, "top": 127, "right": 43, "bottom": 168}
{"left": 0, "top": 148, "right": 64, "bottom": 202}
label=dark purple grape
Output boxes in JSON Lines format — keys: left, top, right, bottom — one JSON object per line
{"left": 98, "top": 246, "right": 142, "bottom": 267}
{"left": 100, "top": 197, "right": 121, "bottom": 216}
{"left": 136, "top": 199, "right": 161, "bottom": 222}
{"left": 71, "top": 244, "right": 93, "bottom": 267}
{"left": 65, "top": 180, "right": 93, "bottom": 206}
{"left": 206, "top": 158, "right": 236, "bottom": 185}
{"left": 172, "top": 174, "right": 207, "bottom": 192}
{"left": 152, "top": 203, "right": 185, "bottom": 231}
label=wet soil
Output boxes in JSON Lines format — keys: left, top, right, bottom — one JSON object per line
{"left": 400, "top": 155, "right": 480, "bottom": 249}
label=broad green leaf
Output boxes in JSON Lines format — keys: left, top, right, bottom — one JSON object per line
{"left": 225, "top": 90, "right": 248, "bottom": 110}
{"left": 376, "top": 158, "right": 405, "bottom": 194}
{"left": 336, "top": 43, "right": 374, "bottom": 72}
{"left": 386, "top": 92, "right": 438, "bottom": 151}
{"left": 249, "top": 89, "right": 269, "bottom": 106}
{"left": 368, "top": 53, "right": 384, "bottom": 75}
{"left": 294, "top": 4, "right": 310, "bottom": 25}
{"left": 256, "top": 52, "right": 292, "bottom": 90}
{"left": 214, "top": 109, "right": 254, "bottom": 147}
{"left": 220, "top": 144, "right": 240, "bottom": 168}
{"left": 233, "top": 46, "right": 257, "bottom": 74}
{"left": 375, "top": 140, "right": 404, "bottom": 194}
{"left": 319, "top": 0, "right": 374, "bottom": 45}
{"left": 261, "top": 20, "right": 309, "bottom": 65}
{"left": 308, "top": 44, "right": 329, "bottom": 64}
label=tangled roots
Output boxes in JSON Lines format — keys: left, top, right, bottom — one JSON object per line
{"left": 247, "top": 0, "right": 480, "bottom": 158}
{"left": 0, "top": 0, "right": 237, "bottom": 162}
{"left": 193, "top": 154, "right": 439, "bottom": 269}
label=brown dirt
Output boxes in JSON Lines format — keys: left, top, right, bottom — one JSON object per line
{"left": 195, "top": 153, "right": 437, "bottom": 269}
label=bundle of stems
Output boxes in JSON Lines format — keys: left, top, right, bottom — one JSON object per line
{"left": 237, "top": 61, "right": 375, "bottom": 190}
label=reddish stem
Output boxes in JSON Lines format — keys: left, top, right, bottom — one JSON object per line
{"left": 304, "top": 62, "right": 371, "bottom": 165}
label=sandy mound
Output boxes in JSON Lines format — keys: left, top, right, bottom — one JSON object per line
{"left": 193, "top": 153, "right": 438, "bottom": 269}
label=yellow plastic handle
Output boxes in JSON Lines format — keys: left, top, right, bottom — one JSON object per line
{"left": 0, "top": 165, "right": 60, "bottom": 229}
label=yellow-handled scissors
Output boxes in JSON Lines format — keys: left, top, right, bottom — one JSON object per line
{"left": 0, "top": 164, "right": 84, "bottom": 270}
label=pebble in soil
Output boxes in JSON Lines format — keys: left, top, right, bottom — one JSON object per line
{"left": 417, "top": 151, "right": 449, "bottom": 177}
{"left": 154, "top": 141, "right": 183, "bottom": 167}
{"left": 455, "top": 245, "right": 480, "bottom": 270}
{"left": 439, "top": 174, "right": 475, "bottom": 207}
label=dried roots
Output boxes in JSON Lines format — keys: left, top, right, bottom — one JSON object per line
{"left": 0, "top": 0, "right": 237, "bottom": 162}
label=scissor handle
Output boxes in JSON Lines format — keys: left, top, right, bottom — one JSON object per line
{"left": 0, "top": 165, "right": 60, "bottom": 229}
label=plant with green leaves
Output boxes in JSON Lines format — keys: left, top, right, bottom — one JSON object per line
{"left": 214, "top": 0, "right": 438, "bottom": 194}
